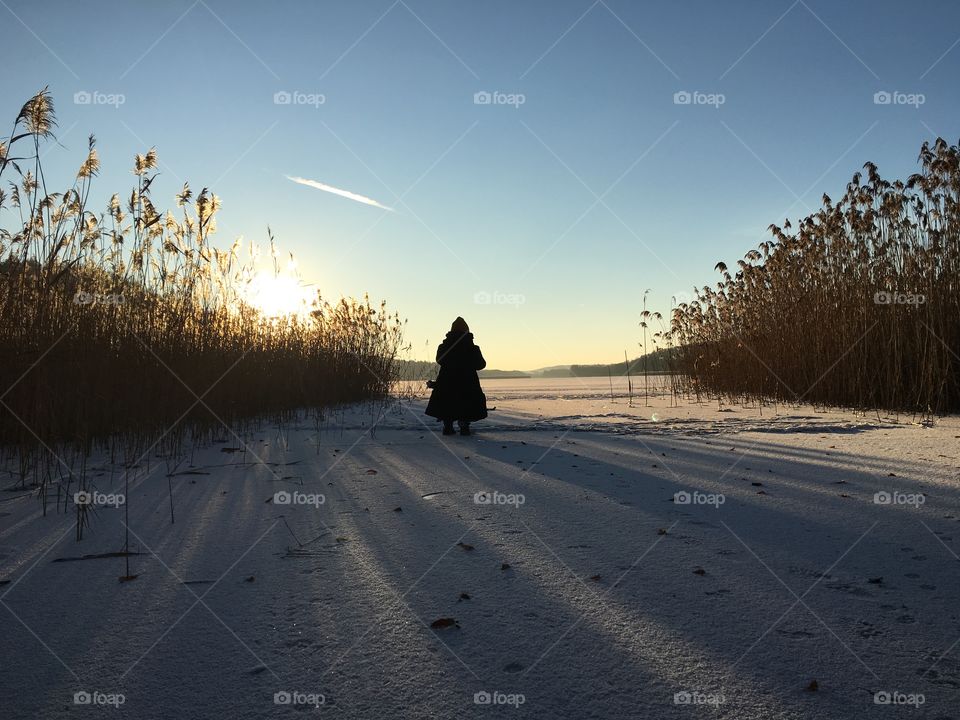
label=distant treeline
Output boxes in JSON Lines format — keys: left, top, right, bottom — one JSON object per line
{"left": 671, "top": 137, "right": 960, "bottom": 414}
{"left": 397, "top": 360, "right": 440, "bottom": 380}
{"left": 396, "top": 360, "right": 529, "bottom": 380}
{"left": 547, "top": 348, "right": 678, "bottom": 377}
{"left": 397, "top": 347, "right": 677, "bottom": 380}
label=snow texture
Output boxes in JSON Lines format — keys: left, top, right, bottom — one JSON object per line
{"left": 1, "top": 378, "right": 958, "bottom": 719}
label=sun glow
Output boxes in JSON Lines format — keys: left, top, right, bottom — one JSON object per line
{"left": 245, "top": 272, "right": 313, "bottom": 318}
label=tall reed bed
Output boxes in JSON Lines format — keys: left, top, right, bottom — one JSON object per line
{"left": 0, "top": 90, "right": 405, "bottom": 495}
{"left": 670, "top": 137, "right": 960, "bottom": 414}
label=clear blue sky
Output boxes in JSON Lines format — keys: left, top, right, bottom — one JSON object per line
{"left": 3, "top": 0, "right": 958, "bottom": 368}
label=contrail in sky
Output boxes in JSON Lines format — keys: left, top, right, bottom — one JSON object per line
{"left": 286, "top": 175, "right": 395, "bottom": 211}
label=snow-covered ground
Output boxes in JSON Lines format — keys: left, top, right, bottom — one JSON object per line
{"left": 2, "top": 378, "right": 959, "bottom": 719}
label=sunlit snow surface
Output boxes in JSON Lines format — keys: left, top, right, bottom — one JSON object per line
{"left": 2, "top": 377, "right": 958, "bottom": 719}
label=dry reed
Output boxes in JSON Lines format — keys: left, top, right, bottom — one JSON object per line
{"left": 669, "top": 137, "right": 960, "bottom": 415}
{"left": 0, "top": 90, "right": 405, "bottom": 500}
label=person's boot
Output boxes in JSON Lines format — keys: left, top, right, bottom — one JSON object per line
{"left": 442, "top": 420, "right": 455, "bottom": 436}
{"left": 458, "top": 420, "right": 471, "bottom": 436}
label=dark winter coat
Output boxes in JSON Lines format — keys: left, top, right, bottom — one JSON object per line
{"left": 424, "top": 331, "right": 488, "bottom": 422}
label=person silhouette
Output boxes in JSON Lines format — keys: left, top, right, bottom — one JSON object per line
{"left": 425, "top": 317, "right": 488, "bottom": 435}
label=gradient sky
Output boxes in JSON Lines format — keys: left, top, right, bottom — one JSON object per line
{"left": 2, "top": 0, "right": 958, "bottom": 368}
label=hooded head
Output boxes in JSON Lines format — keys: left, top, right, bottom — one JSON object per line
{"left": 450, "top": 316, "right": 469, "bottom": 334}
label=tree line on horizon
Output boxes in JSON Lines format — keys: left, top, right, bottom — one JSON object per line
{"left": 397, "top": 347, "right": 679, "bottom": 381}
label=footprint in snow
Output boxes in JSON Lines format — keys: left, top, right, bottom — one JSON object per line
{"left": 777, "top": 628, "right": 816, "bottom": 639}
{"left": 430, "top": 618, "right": 459, "bottom": 630}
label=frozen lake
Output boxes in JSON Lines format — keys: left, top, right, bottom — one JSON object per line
{"left": 1, "top": 384, "right": 958, "bottom": 718}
